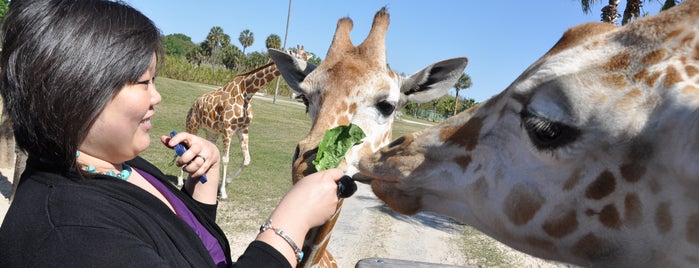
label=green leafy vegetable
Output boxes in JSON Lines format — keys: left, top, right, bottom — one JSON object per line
{"left": 313, "top": 124, "right": 366, "bottom": 171}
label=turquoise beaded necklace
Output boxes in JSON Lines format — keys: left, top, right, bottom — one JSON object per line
{"left": 76, "top": 151, "right": 132, "bottom": 180}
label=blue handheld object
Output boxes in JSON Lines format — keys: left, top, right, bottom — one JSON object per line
{"left": 170, "top": 131, "right": 207, "bottom": 183}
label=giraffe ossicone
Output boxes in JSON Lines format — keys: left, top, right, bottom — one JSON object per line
{"left": 358, "top": 1, "right": 699, "bottom": 267}
{"left": 270, "top": 7, "right": 467, "bottom": 268}
{"left": 182, "top": 46, "right": 308, "bottom": 199}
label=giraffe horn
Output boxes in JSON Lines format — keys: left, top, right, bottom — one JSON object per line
{"left": 326, "top": 17, "right": 354, "bottom": 63}
{"left": 358, "top": 7, "right": 390, "bottom": 65}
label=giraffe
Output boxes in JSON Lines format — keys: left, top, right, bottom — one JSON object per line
{"left": 183, "top": 46, "right": 308, "bottom": 199}
{"left": 357, "top": 1, "right": 699, "bottom": 267}
{"left": 269, "top": 7, "right": 468, "bottom": 268}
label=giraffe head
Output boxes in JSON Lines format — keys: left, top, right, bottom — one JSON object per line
{"left": 270, "top": 7, "right": 468, "bottom": 182}
{"left": 359, "top": 1, "right": 699, "bottom": 267}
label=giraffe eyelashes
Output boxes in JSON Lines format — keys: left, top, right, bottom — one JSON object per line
{"left": 520, "top": 109, "right": 580, "bottom": 150}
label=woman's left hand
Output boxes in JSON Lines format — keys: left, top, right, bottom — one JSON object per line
{"left": 161, "top": 132, "right": 221, "bottom": 204}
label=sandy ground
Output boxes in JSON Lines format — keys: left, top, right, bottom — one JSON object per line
{"left": 0, "top": 167, "right": 13, "bottom": 227}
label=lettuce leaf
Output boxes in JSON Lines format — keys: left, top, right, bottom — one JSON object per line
{"left": 313, "top": 124, "right": 366, "bottom": 171}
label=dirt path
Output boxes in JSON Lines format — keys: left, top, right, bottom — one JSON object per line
{"left": 328, "top": 183, "right": 469, "bottom": 267}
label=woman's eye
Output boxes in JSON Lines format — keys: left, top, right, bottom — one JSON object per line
{"left": 376, "top": 100, "right": 395, "bottom": 116}
{"left": 520, "top": 110, "right": 580, "bottom": 150}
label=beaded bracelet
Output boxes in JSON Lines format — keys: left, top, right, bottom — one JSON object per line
{"left": 260, "top": 219, "right": 304, "bottom": 263}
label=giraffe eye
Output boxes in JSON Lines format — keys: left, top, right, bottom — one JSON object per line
{"left": 520, "top": 110, "right": 580, "bottom": 150}
{"left": 376, "top": 100, "right": 395, "bottom": 116}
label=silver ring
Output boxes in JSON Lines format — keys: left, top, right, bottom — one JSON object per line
{"left": 196, "top": 154, "right": 206, "bottom": 162}
{"left": 181, "top": 163, "right": 188, "bottom": 171}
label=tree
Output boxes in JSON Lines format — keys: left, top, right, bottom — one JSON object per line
{"left": 221, "top": 45, "right": 243, "bottom": 70}
{"left": 239, "top": 29, "right": 254, "bottom": 54}
{"left": 265, "top": 34, "right": 282, "bottom": 50}
{"left": 161, "top": 33, "right": 197, "bottom": 57}
{"left": 580, "top": 0, "right": 682, "bottom": 25}
{"left": 0, "top": 0, "right": 9, "bottom": 22}
{"left": 452, "top": 73, "right": 472, "bottom": 116}
{"left": 203, "top": 26, "right": 231, "bottom": 67}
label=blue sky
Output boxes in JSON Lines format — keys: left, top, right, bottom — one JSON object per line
{"left": 125, "top": 1, "right": 668, "bottom": 103}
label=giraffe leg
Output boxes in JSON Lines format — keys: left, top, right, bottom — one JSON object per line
{"left": 181, "top": 104, "right": 201, "bottom": 187}
{"left": 237, "top": 128, "right": 251, "bottom": 166}
{"left": 219, "top": 135, "right": 232, "bottom": 200}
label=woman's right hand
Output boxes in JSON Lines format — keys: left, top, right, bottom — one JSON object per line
{"left": 272, "top": 168, "right": 343, "bottom": 230}
{"left": 256, "top": 168, "right": 343, "bottom": 265}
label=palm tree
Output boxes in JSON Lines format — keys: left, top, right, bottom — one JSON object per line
{"left": 265, "top": 34, "right": 282, "bottom": 50}
{"left": 204, "top": 26, "right": 230, "bottom": 68}
{"left": 580, "top": 0, "right": 682, "bottom": 25}
{"left": 238, "top": 29, "right": 254, "bottom": 54}
{"left": 453, "top": 73, "right": 472, "bottom": 116}
{"left": 581, "top": 0, "right": 620, "bottom": 24}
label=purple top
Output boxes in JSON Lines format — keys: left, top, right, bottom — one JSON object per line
{"left": 134, "top": 168, "right": 227, "bottom": 268}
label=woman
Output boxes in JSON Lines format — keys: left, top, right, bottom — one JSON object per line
{"left": 0, "top": 1, "right": 343, "bottom": 267}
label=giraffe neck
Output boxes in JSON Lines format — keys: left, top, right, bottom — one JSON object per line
{"left": 239, "top": 62, "right": 280, "bottom": 97}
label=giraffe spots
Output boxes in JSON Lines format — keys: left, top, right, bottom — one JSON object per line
{"left": 686, "top": 213, "right": 699, "bottom": 246}
{"left": 585, "top": 170, "right": 616, "bottom": 200}
{"left": 542, "top": 208, "right": 578, "bottom": 238}
{"left": 664, "top": 66, "right": 682, "bottom": 89}
{"left": 624, "top": 193, "right": 643, "bottom": 227}
{"left": 503, "top": 183, "right": 545, "bottom": 226}
{"left": 633, "top": 69, "right": 648, "bottom": 84}
{"left": 602, "top": 73, "right": 628, "bottom": 89}
{"left": 439, "top": 116, "right": 483, "bottom": 151}
{"left": 686, "top": 255, "right": 699, "bottom": 264}
{"left": 642, "top": 49, "right": 667, "bottom": 65}
{"left": 572, "top": 233, "right": 617, "bottom": 261}
{"left": 348, "top": 103, "right": 357, "bottom": 115}
{"left": 605, "top": 51, "right": 631, "bottom": 71}
{"left": 635, "top": 69, "right": 663, "bottom": 88}
{"left": 655, "top": 202, "right": 673, "bottom": 234}
{"left": 620, "top": 160, "right": 646, "bottom": 183}
{"left": 599, "top": 204, "right": 621, "bottom": 229}
{"left": 662, "top": 29, "right": 683, "bottom": 43}
{"left": 563, "top": 168, "right": 583, "bottom": 190}
{"left": 525, "top": 236, "right": 558, "bottom": 254}
{"left": 685, "top": 65, "right": 698, "bottom": 79}
{"left": 546, "top": 22, "right": 616, "bottom": 56}
{"left": 453, "top": 155, "right": 472, "bottom": 172}
{"left": 470, "top": 176, "right": 488, "bottom": 199}
{"left": 682, "top": 85, "right": 699, "bottom": 97}
{"left": 694, "top": 43, "right": 699, "bottom": 61}
{"left": 337, "top": 115, "right": 350, "bottom": 126}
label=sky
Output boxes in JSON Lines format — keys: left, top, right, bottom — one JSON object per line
{"left": 125, "top": 1, "right": 669, "bottom": 103}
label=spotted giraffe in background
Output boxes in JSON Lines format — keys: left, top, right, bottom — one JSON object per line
{"left": 358, "top": 1, "right": 699, "bottom": 267}
{"left": 183, "top": 46, "right": 308, "bottom": 199}
{"left": 269, "top": 7, "right": 468, "bottom": 268}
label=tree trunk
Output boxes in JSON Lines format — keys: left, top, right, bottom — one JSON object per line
{"left": 621, "top": 0, "right": 641, "bottom": 25}
{"left": 601, "top": 0, "right": 620, "bottom": 24}
{"left": 453, "top": 89, "right": 460, "bottom": 117}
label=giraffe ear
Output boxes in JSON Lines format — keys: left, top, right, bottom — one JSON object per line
{"left": 399, "top": 57, "right": 468, "bottom": 105}
{"left": 269, "top": 48, "right": 317, "bottom": 94}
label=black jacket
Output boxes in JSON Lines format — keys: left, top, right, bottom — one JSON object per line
{"left": 0, "top": 156, "right": 290, "bottom": 268}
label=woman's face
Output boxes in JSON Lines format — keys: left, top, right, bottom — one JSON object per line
{"left": 80, "top": 54, "right": 161, "bottom": 164}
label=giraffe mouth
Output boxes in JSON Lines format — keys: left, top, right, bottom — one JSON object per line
{"left": 351, "top": 173, "right": 372, "bottom": 184}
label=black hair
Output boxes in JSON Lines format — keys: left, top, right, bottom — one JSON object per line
{"left": 0, "top": 0, "right": 164, "bottom": 171}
